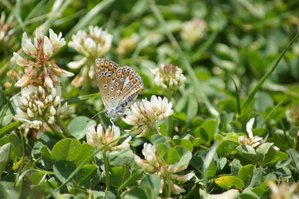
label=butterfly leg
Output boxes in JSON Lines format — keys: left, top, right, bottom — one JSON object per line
{"left": 110, "top": 117, "right": 115, "bottom": 126}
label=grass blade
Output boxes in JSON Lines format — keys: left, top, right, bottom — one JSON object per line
{"left": 241, "top": 33, "right": 299, "bottom": 116}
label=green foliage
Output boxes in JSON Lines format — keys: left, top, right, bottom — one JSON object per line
{"left": 1, "top": 0, "right": 299, "bottom": 198}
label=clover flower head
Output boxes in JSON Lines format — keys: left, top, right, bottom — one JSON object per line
{"left": 238, "top": 118, "right": 279, "bottom": 150}
{"left": 122, "top": 95, "right": 173, "bottom": 134}
{"left": 68, "top": 26, "right": 112, "bottom": 59}
{"left": 14, "top": 85, "right": 71, "bottom": 133}
{"left": 134, "top": 143, "right": 194, "bottom": 195}
{"left": 153, "top": 64, "right": 186, "bottom": 89}
{"left": 68, "top": 26, "right": 112, "bottom": 87}
{"left": 238, "top": 118, "right": 263, "bottom": 148}
{"left": 181, "top": 18, "right": 207, "bottom": 46}
{"left": 86, "top": 123, "right": 131, "bottom": 151}
{"left": 13, "top": 27, "right": 73, "bottom": 88}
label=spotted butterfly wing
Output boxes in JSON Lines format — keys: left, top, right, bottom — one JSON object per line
{"left": 95, "top": 58, "right": 143, "bottom": 118}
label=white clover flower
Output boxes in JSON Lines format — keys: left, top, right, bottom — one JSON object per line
{"left": 122, "top": 95, "right": 173, "bottom": 133}
{"left": 134, "top": 143, "right": 194, "bottom": 195}
{"left": 13, "top": 27, "right": 73, "bottom": 88}
{"left": 68, "top": 26, "right": 112, "bottom": 87}
{"left": 86, "top": 123, "right": 131, "bottom": 151}
{"left": 238, "top": 118, "right": 263, "bottom": 148}
{"left": 181, "top": 19, "right": 207, "bottom": 46}
{"left": 153, "top": 64, "right": 186, "bottom": 89}
{"left": 238, "top": 118, "right": 279, "bottom": 150}
{"left": 14, "top": 85, "right": 71, "bottom": 132}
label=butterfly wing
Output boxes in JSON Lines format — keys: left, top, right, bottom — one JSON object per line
{"left": 95, "top": 58, "right": 120, "bottom": 111}
{"left": 95, "top": 58, "right": 143, "bottom": 117}
{"left": 115, "top": 66, "right": 143, "bottom": 107}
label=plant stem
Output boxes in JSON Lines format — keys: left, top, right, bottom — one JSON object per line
{"left": 165, "top": 170, "right": 172, "bottom": 198}
{"left": 47, "top": 121, "right": 66, "bottom": 139}
{"left": 103, "top": 149, "right": 111, "bottom": 192}
{"left": 55, "top": 115, "right": 71, "bottom": 137}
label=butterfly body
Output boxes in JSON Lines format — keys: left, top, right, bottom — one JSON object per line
{"left": 95, "top": 58, "right": 143, "bottom": 119}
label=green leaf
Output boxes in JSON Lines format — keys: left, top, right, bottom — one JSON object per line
{"left": 164, "top": 148, "right": 180, "bottom": 164}
{"left": 0, "top": 143, "right": 11, "bottom": 175}
{"left": 0, "top": 133, "right": 21, "bottom": 161}
{"left": 67, "top": 116, "right": 96, "bottom": 140}
{"left": 236, "top": 145, "right": 257, "bottom": 164}
{"left": 52, "top": 138, "right": 93, "bottom": 165}
{"left": 217, "top": 140, "right": 239, "bottom": 157}
{"left": 124, "top": 188, "right": 147, "bottom": 199}
{"left": 173, "top": 139, "right": 193, "bottom": 152}
{"left": 51, "top": 139, "right": 93, "bottom": 184}
{"left": 170, "top": 146, "right": 192, "bottom": 170}
{"left": 41, "top": 146, "right": 53, "bottom": 170}
{"left": 256, "top": 143, "right": 276, "bottom": 164}
{"left": 110, "top": 166, "right": 129, "bottom": 188}
{"left": 118, "top": 169, "right": 143, "bottom": 191}
{"left": 0, "top": 121, "right": 21, "bottom": 137}
{"left": 267, "top": 151, "right": 288, "bottom": 165}
{"left": 0, "top": 181, "right": 18, "bottom": 199}
{"left": 52, "top": 139, "right": 82, "bottom": 162}
{"left": 215, "top": 175, "right": 244, "bottom": 190}
{"left": 238, "top": 164, "right": 255, "bottom": 187}
{"left": 109, "top": 149, "right": 133, "bottom": 166}
{"left": 193, "top": 119, "right": 217, "bottom": 146}
{"left": 204, "top": 159, "right": 217, "bottom": 179}
{"left": 155, "top": 143, "right": 170, "bottom": 159}
{"left": 74, "top": 164, "right": 98, "bottom": 186}
{"left": 140, "top": 174, "right": 160, "bottom": 199}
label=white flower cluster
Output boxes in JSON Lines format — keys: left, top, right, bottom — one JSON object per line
{"left": 15, "top": 85, "right": 70, "bottom": 132}
{"left": 122, "top": 95, "right": 173, "bottom": 134}
{"left": 13, "top": 27, "right": 73, "bottom": 134}
{"left": 238, "top": 118, "right": 279, "bottom": 150}
{"left": 134, "top": 143, "right": 194, "bottom": 194}
{"left": 238, "top": 118, "right": 263, "bottom": 148}
{"left": 86, "top": 123, "right": 131, "bottom": 151}
{"left": 68, "top": 26, "right": 112, "bottom": 87}
{"left": 181, "top": 19, "right": 207, "bottom": 46}
{"left": 69, "top": 26, "right": 112, "bottom": 59}
{"left": 13, "top": 27, "right": 73, "bottom": 88}
{"left": 153, "top": 64, "right": 186, "bottom": 89}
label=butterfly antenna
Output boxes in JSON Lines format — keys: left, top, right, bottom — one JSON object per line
{"left": 84, "top": 111, "right": 105, "bottom": 124}
{"left": 90, "top": 111, "right": 105, "bottom": 120}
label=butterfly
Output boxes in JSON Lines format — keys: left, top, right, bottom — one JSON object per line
{"left": 95, "top": 58, "right": 143, "bottom": 119}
